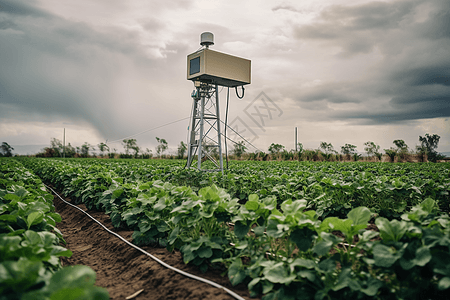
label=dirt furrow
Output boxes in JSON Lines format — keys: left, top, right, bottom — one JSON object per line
{"left": 52, "top": 193, "right": 253, "bottom": 300}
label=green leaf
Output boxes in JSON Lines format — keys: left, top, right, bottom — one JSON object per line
{"left": 248, "top": 277, "right": 261, "bottom": 291}
{"left": 0, "top": 215, "right": 17, "bottom": 222}
{"left": 138, "top": 220, "right": 152, "bottom": 233}
{"left": 0, "top": 258, "right": 43, "bottom": 293}
{"left": 26, "top": 211, "right": 44, "bottom": 229}
{"left": 24, "top": 230, "right": 42, "bottom": 245}
{"left": 313, "top": 233, "right": 341, "bottom": 256}
{"left": 228, "top": 259, "right": 246, "bottom": 286}
{"left": 347, "top": 206, "right": 371, "bottom": 226}
{"left": 156, "top": 220, "right": 170, "bottom": 232}
{"left": 290, "top": 227, "right": 315, "bottom": 252}
{"left": 47, "top": 265, "right": 96, "bottom": 290}
{"left": 248, "top": 194, "right": 259, "bottom": 202}
{"left": 15, "top": 188, "right": 29, "bottom": 199}
{"left": 262, "top": 281, "right": 275, "bottom": 294}
{"left": 197, "top": 247, "right": 213, "bottom": 258}
{"left": 253, "top": 225, "right": 265, "bottom": 237}
{"left": 112, "top": 189, "right": 123, "bottom": 199}
{"left": 438, "top": 277, "right": 450, "bottom": 290}
{"left": 420, "top": 198, "right": 435, "bottom": 214}
{"left": 4, "top": 194, "right": 20, "bottom": 202}
{"left": 375, "top": 217, "right": 408, "bottom": 242}
{"left": 245, "top": 200, "right": 259, "bottom": 211}
{"left": 290, "top": 258, "right": 315, "bottom": 270}
{"left": 360, "top": 277, "right": 383, "bottom": 296}
{"left": 332, "top": 267, "right": 351, "bottom": 291}
{"left": 412, "top": 246, "right": 432, "bottom": 267}
{"left": 318, "top": 258, "right": 336, "bottom": 272}
{"left": 263, "top": 262, "right": 295, "bottom": 284}
{"left": 234, "top": 221, "right": 250, "bottom": 239}
{"left": 373, "top": 244, "right": 403, "bottom": 267}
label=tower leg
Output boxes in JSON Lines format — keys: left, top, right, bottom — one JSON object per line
{"left": 186, "top": 82, "right": 223, "bottom": 172}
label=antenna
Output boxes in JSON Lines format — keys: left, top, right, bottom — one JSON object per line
{"left": 200, "top": 32, "right": 214, "bottom": 48}
{"left": 186, "top": 33, "right": 251, "bottom": 173}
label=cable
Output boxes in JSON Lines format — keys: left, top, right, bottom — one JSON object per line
{"left": 219, "top": 120, "right": 262, "bottom": 152}
{"left": 235, "top": 86, "right": 244, "bottom": 99}
{"left": 184, "top": 101, "right": 195, "bottom": 168}
{"left": 45, "top": 184, "right": 246, "bottom": 300}
{"left": 106, "top": 117, "right": 191, "bottom": 144}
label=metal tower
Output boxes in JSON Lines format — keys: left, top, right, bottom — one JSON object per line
{"left": 186, "top": 82, "right": 223, "bottom": 172}
{"left": 185, "top": 32, "right": 251, "bottom": 172}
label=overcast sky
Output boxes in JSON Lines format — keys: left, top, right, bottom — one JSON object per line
{"left": 1, "top": 0, "right": 449, "bottom": 155}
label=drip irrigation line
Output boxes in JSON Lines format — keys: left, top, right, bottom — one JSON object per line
{"left": 45, "top": 184, "right": 246, "bottom": 300}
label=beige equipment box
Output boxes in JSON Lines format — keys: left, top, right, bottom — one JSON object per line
{"left": 187, "top": 48, "right": 251, "bottom": 87}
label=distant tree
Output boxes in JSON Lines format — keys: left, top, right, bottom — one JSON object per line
{"left": 98, "top": 142, "right": 110, "bottom": 157}
{"left": 393, "top": 139, "right": 407, "bottom": 150}
{"left": 320, "top": 142, "right": 337, "bottom": 160}
{"left": 419, "top": 133, "right": 444, "bottom": 163}
{"left": 341, "top": 144, "right": 357, "bottom": 155}
{"left": 143, "top": 148, "right": 152, "bottom": 159}
{"left": 130, "top": 143, "right": 140, "bottom": 158}
{"left": 0, "top": 142, "right": 14, "bottom": 157}
{"left": 50, "top": 138, "right": 64, "bottom": 157}
{"left": 65, "top": 143, "right": 76, "bottom": 158}
{"left": 156, "top": 137, "right": 168, "bottom": 158}
{"left": 81, "top": 142, "right": 91, "bottom": 158}
{"left": 364, "top": 141, "right": 382, "bottom": 161}
{"left": 268, "top": 143, "right": 285, "bottom": 155}
{"left": 109, "top": 148, "right": 117, "bottom": 159}
{"left": 352, "top": 153, "right": 362, "bottom": 161}
{"left": 177, "top": 141, "right": 187, "bottom": 159}
{"left": 122, "top": 139, "right": 138, "bottom": 156}
{"left": 233, "top": 141, "right": 246, "bottom": 158}
{"left": 393, "top": 139, "right": 409, "bottom": 161}
{"left": 296, "top": 142, "right": 304, "bottom": 161}
{"left": 384, "top": 148, "right": 397, "bottom": 162}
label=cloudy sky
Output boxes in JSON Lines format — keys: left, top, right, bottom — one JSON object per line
{"left": 1, "top": 0, "right": 449, "bottom": 155}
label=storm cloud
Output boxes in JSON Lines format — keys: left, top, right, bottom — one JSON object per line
{"left": 289, "top": 0, "right": 450, "bottom": 124}
{"left": 1, "top": 0, "right": 449, "bottom": 153}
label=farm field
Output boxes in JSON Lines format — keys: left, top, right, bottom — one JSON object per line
{"left": 2, "top": 157, "right": 450, "bottom": 299}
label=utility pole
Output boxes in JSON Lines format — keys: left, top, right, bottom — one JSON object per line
{"left": 295, "top": 127, "right": 298, "bottom": 152}
{"left": 63, "top": 128, "right": 65, "bottom": 158}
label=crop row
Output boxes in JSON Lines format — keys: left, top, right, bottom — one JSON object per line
{"left": 0, "top": 159, "right": 108, "bottom": 300}
{"left": 20, "top": 158, "right": 450, "bottom": 218}
{"left": 19, "top": 158, "right": 450, "bottom": 299}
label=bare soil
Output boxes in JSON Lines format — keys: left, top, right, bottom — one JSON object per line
{"left": 53, "top": 192, "right": 254, "bottom": 300}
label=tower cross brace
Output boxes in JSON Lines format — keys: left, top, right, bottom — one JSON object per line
{"left": 186, "top": 82, "right": 224, "bottom": 173}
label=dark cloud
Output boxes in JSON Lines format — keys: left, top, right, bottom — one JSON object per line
{"left": 287, "top": 0, "right": 450, "bottom": 125}
{"left": 331, "top": 98, "right": 450, "bottom": 125}
{"left": 391, "top": 64, "right": 450, "bottom": 87}
{"left": 0, "top": 0, "right": 191, "bottom": 143}
{"left": 297, "top": 84, "right": 361, "bottom": 104}
{"left": 415, "top": 3, "right": 450, "bottom": 40}
{"left": 293, "top": 1, "right": 418, "bottom": 56}
{"left": 0, "top": 0, "right": 53, "bottom": 18}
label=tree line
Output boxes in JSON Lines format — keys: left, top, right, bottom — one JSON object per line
{"left": 30, "top": 137, "right": 187, "bottom": 160}
{"left": 230, "top": 133, "right": 445, "bottom": 163}
{"left": 1, "top": 133, "right": 445, "bottom": 163}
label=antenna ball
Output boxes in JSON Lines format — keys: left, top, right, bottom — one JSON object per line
{"left": 200, "top": 32, "right": 214, "bottom": 47}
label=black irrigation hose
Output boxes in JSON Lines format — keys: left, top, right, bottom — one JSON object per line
{"left": 225, "top": 87, "right": 230, "bottom": 169}
{"left": 45, "top": 184, "right": 246, "bottom": 300}
{"left": 235, "top": 86, "right": 244, "bottom": 99}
